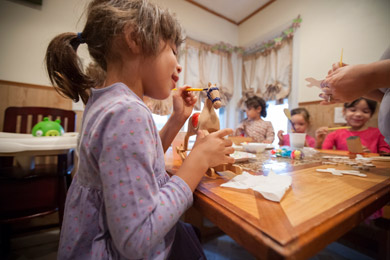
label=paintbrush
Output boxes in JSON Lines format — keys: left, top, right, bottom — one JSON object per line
{"left": 327, "top": 126, "right": 351, "bottom": 131}
{"left": 172, "top": 88, "right": 206, "bottom": 91}
{"left": 283, "top": 108, "right": 297, "bottom": 132}
{"left": 339, "top": 48, "right": 343, "bottom": 67}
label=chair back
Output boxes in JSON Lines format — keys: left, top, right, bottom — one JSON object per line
{"left": 0, "top": 106, "right": 76, "bottom": 226}
{"left": 3, "top": 106, "right": 76, "bottom": 133}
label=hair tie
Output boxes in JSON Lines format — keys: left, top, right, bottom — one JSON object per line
{"left": 77, "top": 32, "right": 86, "bottom": 44}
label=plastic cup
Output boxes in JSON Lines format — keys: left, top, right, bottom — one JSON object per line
{"left": 289, "top": 133, "right": 306, "bottom": 149}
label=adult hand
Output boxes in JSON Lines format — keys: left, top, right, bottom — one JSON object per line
{"left": 320, "top": 63, "right": 371, "bottom": 102}
{"left": 320, "top": 59, "right": 390, "bottom": 103}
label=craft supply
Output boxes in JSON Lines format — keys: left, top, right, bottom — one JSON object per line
{"left": 290, "top": 150, "right": 304, "bottom": 159}
{"left": 346, "top": 136, "right": 363, "bottom": 154}
{"left": 316, "top": 168, "right": 367, "bottom": 177}
{"left": 172, "top": 88, "right": 205, "bottom": 91}
{"left": 339, "top": 48, "right": 343, "bottom": 67}
{"left": 271, "top": 147, "right": 305, "bottom": 160}
{"left": 369, "top": 156, "right": 390, "bottom": 161}
{"left": 305, "top": 77, "right": 322, "bottom": 88}
{"left": 327, "top": 126, "right": 351, "bottom": 131}
{"left": 181, "top": 83, "right": 221, "bottom": 152}
{"left": 283, "top": 108, "right": 297, "bottom": 132}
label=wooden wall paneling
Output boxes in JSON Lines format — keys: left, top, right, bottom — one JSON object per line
{"left": 0, "top": 80, "right": 83, "bottom": 133}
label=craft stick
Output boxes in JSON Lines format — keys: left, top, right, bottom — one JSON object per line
{"left": 327, "top": 126, "right": 351, "bottom": 131}
{"left": 339, "top": 48, "right": 343, "bottom": 67}
{"left": 172, "top": 88, "right": 205, "bottom": 91}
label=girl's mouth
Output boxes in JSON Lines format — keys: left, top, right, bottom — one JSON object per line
{"left": 172, "top": 75, "right": 179, "bottom": 83}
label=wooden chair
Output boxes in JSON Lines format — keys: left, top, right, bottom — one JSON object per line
{"left": 0, "top": 106, "right": 76, "bottom": 256}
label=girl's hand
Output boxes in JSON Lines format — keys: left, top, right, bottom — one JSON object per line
{"left": 277, "top": 130, "right": 284, "bottom": 145}
{"left": 171, "top": 85, "right": 197, "bottom": 124}
{"left": 315, "top": 127, "right": 328, "bottom": 139}
{"left": 362, "top": 146, "right": 371, "bottom": 153}
{"left": 192, "top": 128, "right": 235, "bottom": 168}
{"left": 315, "top": 127, "right": 328, "bottom": 148}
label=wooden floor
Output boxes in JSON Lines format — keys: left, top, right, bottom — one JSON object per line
{"left": 3, "top": 220, "right": 376, "bottom": 260}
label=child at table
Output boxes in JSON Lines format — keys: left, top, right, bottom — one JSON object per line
{"left": 277, "top": 107, "right": 316, "bottom": 147}
{"left": 45, "top": 1, "right": 234, "bottom": 259}
{"left": 235, "top": 96, "right": 275, "bottom": 143}
{"left": 315, "top": 98, "right": 390, "bottom": 153}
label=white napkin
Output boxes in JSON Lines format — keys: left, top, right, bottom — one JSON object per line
{"left": 220, "top": 170, "right": 292, "bottom": 202}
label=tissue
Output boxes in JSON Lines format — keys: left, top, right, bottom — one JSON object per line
{"left": 221, "top": 170, "right": 292, "bottom": 202}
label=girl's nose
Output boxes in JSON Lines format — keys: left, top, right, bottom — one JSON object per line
{"left": 177, "top": 64, "right": 182, "bottom": 74}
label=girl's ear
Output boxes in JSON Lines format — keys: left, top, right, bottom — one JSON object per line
{"left": 123, "top": 26, "right": 140, "bottom": 54}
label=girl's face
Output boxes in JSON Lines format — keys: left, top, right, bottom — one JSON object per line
{"left": 343, "top": 99, "right": 372, "bottom": 129}
{"left": 142, "top": 41, "right": 181, "bottom": 100}
{"left": 245, "top": 106, "right": 261, "bottom": 120}
{"left": 291, "top": 114, "right": 308, "bottom": 133}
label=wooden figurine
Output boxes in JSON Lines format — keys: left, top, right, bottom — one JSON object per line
{"left": 176, "top": 82, "right": 242, "bottom": 177}
{"left": 183, "top": 82, "right": 222, "bottom": 151}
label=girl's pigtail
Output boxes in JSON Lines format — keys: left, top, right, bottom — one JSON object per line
{"left": 45, "top": 32, "right": 94, "bottom": 104}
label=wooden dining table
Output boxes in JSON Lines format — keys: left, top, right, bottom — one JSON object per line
{"left": 165, "top": 147, "right": 390, "bottom": 259}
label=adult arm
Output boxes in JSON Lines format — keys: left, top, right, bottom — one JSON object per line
{"left": 321, "top": 60, "right": 390, "bottom": 102}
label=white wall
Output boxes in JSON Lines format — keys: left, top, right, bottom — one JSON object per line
{"left": 0, "top": 0, "right": 89, "bottom": 86}
{"left": 0, "top": 0, "right": 237, "bottom": 86}
{"left": 239, "top": 0, "right": 390, "bottom": 102}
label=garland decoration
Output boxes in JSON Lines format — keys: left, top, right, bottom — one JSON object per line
{"left": 181, "top": 15, "right": 301, "bottom": 56}
{"left": 243, "top": 15, "right": 302, "bottom": 56}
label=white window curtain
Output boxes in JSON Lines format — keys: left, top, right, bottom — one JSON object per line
{"left": 239, "top": 39, "right": 293, "bottom": 109}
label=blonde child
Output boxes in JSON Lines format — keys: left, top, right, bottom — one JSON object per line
{"left": 316, "top": 98, "right": 390, "bottom": 153}
{"left": 235, "top": 96, "right": 275, "bottom": 143}
{"left": 277, "top": 107, "right": 316, "bottom": 147}
{"left": 46, "top": 1, "right": 234, "bottom": 259}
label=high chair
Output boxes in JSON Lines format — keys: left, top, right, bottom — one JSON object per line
{"left": 0, "top": 106, "right": 76, "bottom": 255}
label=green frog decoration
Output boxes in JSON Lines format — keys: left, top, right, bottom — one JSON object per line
{"left": 32, "top": 117, "right": 64, "bottom": 136}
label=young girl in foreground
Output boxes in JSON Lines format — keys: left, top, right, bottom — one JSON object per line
{"left": 316, "top": 98, "right": 390, "bottom": 153}
{"left": 46, "top": 1, "right": 234, "bottom": 259}
{"left": 235, "top": 96, "right": 275, "bottom": 143}
{"left": 277, "top": 107, "right": 316, "bottom": 147}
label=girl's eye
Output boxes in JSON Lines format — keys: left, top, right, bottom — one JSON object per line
{"left": 172, "top": 48, "right": 177, "bottom": 56}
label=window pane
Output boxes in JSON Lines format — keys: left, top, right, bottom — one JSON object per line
{"left": 152, "top": 113, "right": 169, "bottom": 131}
{"left": 264, "top": 99, "right": 289, "bottom": 146}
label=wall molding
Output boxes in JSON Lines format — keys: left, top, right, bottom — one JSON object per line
{"left": 0, "top": 79, "right": 52, "bottom": 90}
{"left": 298, "top": 100, "right": 321, "bottom": 106}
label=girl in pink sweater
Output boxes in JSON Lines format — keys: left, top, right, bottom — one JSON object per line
{"left": 277, "top": 107, "right": 316, "bottom": 147}
{"left": 316, "top": 98, "right": 390, "bottom": 153}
